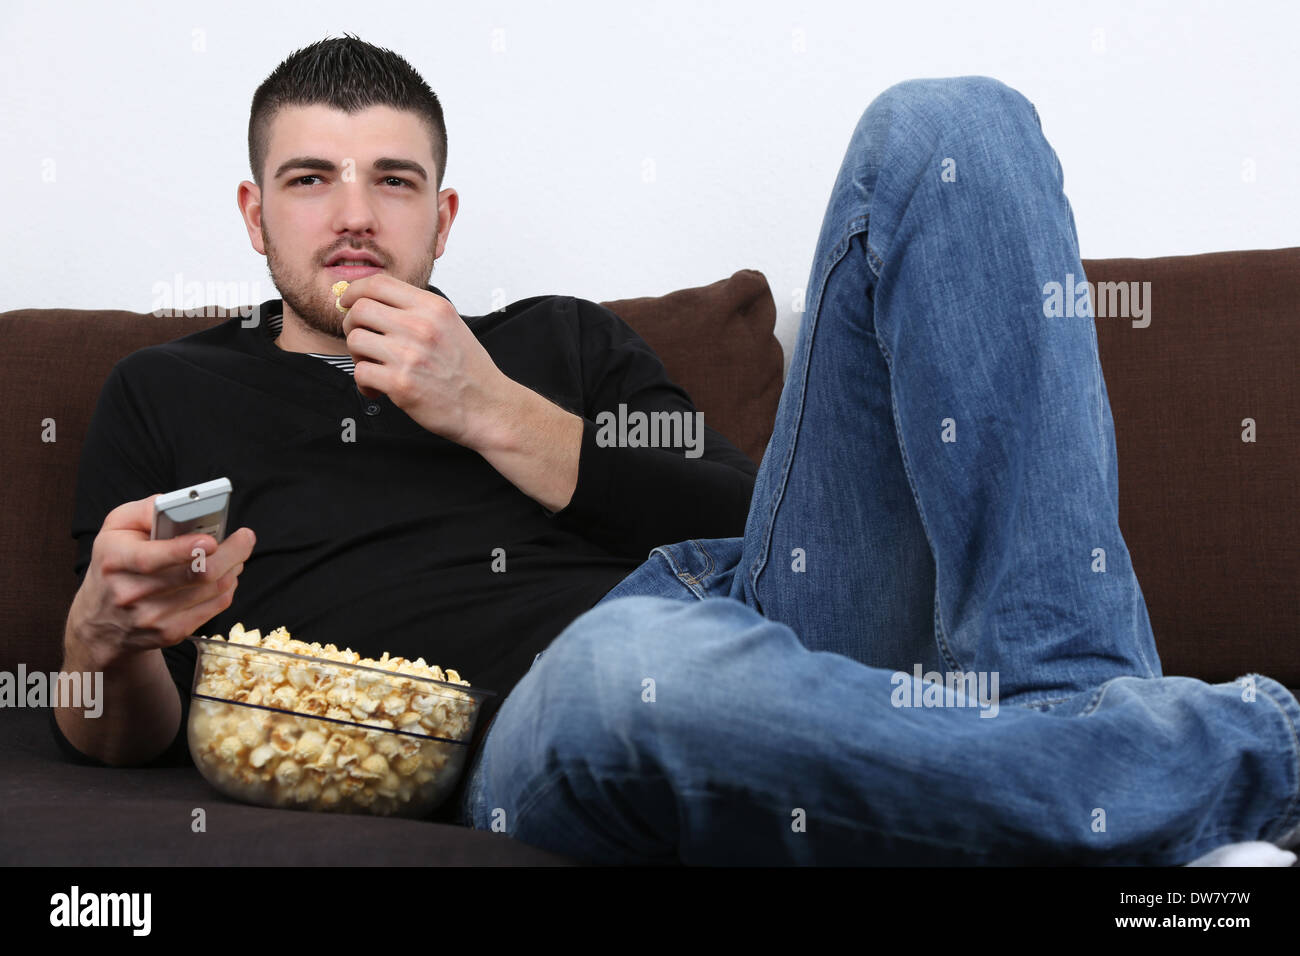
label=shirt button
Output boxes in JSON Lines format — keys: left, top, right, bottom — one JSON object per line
{"left": 364, "top": 401, "right": 381, "bottom": 416}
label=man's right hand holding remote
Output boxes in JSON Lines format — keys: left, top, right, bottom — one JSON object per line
{"left": 55, "top": 494, "right": 256, "bottom": 765}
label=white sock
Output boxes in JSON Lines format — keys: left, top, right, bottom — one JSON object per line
{"left": 1187, "top": 841, "right": 1297, "bottom": 867}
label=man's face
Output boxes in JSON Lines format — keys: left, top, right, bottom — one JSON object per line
{"left": 238, "top": 104, "right": 457, "bottom": 342}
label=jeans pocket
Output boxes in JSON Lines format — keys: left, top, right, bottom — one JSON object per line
{"left": 653, "top": 536, "right": 744, "bottom": 600}
{"left": 595, "top": 546, "right": 699, "bottom": 606}
{"left": 593, "top": 537, "right": 744, "bottom": 606}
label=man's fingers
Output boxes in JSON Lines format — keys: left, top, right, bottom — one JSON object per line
{"left": 126, "top": 533, "right": 220, "bottom": 578}
{"left": 109, "top": 526, "right": 252, "bottom": 590}
{"left": 110, "top": 532, "right": 252, "bottom": 622}
{"left": 101, "top": 494, "right": 160, "bottom": 534}
{"left": 135, "top": 570, "right": 240, "bottom": 647}
{"left": 147, "top": 528, "right": 254, "bottom": 590}
{"left": 95, "top": 490, "right": 255, "bottom": 600}
{"left": 99, "top": 495, "right": 216, "bottom": 573}
{"left": 336, "top": 273, "right": 423, "bottom": 312}
{"left": 174, "top": 579, "right": 239, "bottom": 641}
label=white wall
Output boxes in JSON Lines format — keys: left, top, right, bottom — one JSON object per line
{"left": 4, "top": 0, "right": 1296, "bottom": 362}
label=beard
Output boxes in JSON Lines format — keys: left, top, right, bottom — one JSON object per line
{"left": 261, "top": 220, "right": 441, "bottom": 344}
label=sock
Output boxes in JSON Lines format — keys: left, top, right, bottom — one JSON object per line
{"left": 1187, "top": 841, "right": 1297, "bottom": 867}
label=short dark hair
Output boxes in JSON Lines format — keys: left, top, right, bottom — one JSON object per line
{"left": 248, "top": 33, "right": 447, "bottom": 191}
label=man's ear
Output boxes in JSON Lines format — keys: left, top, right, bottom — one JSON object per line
{"left": 237, "top": 180, "right": 265, "bottom": 255}
{"left": 434, "top": 187, "right": 459, "bottom": 260}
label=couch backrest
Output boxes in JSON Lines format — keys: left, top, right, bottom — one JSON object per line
{"left": 1, "top": 253, "right": 1296, "bottom": 688}
{"left": 1085, "top": 248, "right": 1298, "bottom": 686}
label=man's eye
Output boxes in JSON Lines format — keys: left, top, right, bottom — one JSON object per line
{"left": 384, "top": 177, "right": 413, "bottom": 188}
{"left": 293, "top": 175, "right": 323, "bottom": 186}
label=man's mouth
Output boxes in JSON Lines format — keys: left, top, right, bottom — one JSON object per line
{"left": 326, "top": 250, "right": 384, "bottom": 278}
{"left": 327, "top": 263, "right": 384, "bottom": 278}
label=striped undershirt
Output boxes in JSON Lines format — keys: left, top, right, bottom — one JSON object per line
{"left": 264, "top": 310, "right": 356, "bottom": 376}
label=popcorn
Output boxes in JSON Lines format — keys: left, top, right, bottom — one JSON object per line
{"left": 188, "top": 622, "right": 481, "bottom": 818}
{"left": 332, "top": 280, "right": 350, "bottom": 314}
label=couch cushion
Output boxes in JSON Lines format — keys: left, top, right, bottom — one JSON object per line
{"left": 0, "top": 710, "right": 576, "bottom": 864}
{"left": 1083, "top": 248, "right": 1300, "bottom": 687}
{"left": 601, "top": 269, "right": 784, "bottom": 466}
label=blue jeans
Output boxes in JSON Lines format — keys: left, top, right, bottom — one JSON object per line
{"left": 458, "top": 76, "right": 1300, "bottom": 864}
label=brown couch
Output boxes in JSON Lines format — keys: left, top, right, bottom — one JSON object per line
{"left": 1, "top": 252, "right": 1296, "bottom": 864}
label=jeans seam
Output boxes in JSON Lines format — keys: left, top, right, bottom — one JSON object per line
{"left": 863, "top": 231, "right": 884, "bottom": 278}
{"left": 677, "top": 539, "right": 716, "bottom": 591}
{"left": 1036, "top": 694, "right": 1083, "bottom": 708}
{"left": 650, "top": 545, "right": 706, "bottom": 600}
{"left": 1077, "top": 680, "right": 1113, "bottom": 718}
{"left": 749, "top": 216, "right": 867, "bottom": 610}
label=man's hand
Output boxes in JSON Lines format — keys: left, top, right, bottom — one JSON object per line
{"left": 338, "top": 275, "right": 515, "bottom": 449}
{"left": 339, "top": 275, "right": 582, "bottom": 512}
{"left": 68, "top": 495, "right": 256, "bottom": 672}
{"left": 56, "top": 494, "right": 254, "bottom": 766}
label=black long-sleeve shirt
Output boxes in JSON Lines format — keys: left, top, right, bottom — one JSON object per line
{"left": 50, "top": 285, "right": 756, "bottom": 821}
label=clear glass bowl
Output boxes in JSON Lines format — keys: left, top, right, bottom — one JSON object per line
{"left": 187, "top": 635, "right": 495, "bottom": 818}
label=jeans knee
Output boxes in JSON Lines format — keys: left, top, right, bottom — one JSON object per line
{"left": 874, "top": 75, "right": 1034, "bottom": 123}
{"left": 530, "top": 596, "right": 778, "bottom": 771}
{"left": 543, "top": 595, "right": 680, "bottom": 672}
{"left": 842, "top": 75, "right": 1051, "bottom": 216}
{"left": 858, "top": 75, "right": 1040, "bottom": 160}
{"left": 529, "top": 596, "right": 682, "bottom": 762}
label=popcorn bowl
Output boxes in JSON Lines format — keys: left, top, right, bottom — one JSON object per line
{"left": 187, "top": 631, "right": 495, "bottom": 819}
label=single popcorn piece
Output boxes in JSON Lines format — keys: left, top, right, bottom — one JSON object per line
{"left": 294, "top": 730, "right": 326, "bottom": 761}
{"left": 359, "top": 753, "right": 389, "bottom": 777}
{"left": 394, "top": 753, "right": 423, "bottom": 777}
{"left": 275, "top": 759, "right": 302, "bottom": 787}
{"left": 332, "top": 279, "right": 350, "bottom": 313}
{"left": 248, "top": 744, "right": 276, "bottom": 769}
{"left": 236, "top": 718, "right": 264, "bottom": 749}
{"left": 294, "top": 777, "right": 321, "bottom": 803}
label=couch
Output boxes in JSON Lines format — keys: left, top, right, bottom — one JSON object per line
{"left": 1, "top": 251, "right": 1296, "bottom": 864}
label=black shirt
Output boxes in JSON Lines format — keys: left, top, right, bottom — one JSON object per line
{"left": 50, "top": 285, "right": 756, "bottom": 822}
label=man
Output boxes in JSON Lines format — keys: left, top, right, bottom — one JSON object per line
{"left": 54, "top": 36, "right": 1300, "bottom": 865}
{"left": 49, "top": 34, "right": 756, "bottom": 824}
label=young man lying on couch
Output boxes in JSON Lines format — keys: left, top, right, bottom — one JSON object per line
{"left": 53, "top": 35, "right": 1300, "bottom": 865}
